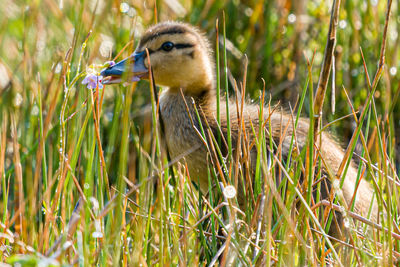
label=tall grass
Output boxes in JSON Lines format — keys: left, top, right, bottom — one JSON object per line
{"left": 0, "top": 0, "right": 399, "bottom": 265}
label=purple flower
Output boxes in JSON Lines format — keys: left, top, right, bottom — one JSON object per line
{"left": 82, "top": 73, "right": 104, "bottom": 90}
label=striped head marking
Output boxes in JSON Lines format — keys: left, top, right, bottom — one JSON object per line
{"left": 102, "top": 22, "right": 214, "bottom": 94}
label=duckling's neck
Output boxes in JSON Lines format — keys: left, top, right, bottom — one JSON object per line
{"left": 167, "top": 84, "right": 216, "bottom": 107}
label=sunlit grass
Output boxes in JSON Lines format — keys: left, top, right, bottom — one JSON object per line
{"left": 0, "top": 0, "right": 399, "bottom": 265}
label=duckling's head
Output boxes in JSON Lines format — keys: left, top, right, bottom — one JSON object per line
{"left": 102, "top": 22, "right": 214, "bottom": 95}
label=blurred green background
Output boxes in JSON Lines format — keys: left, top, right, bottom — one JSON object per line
{"left": 0, "top": 0, "right": 399, "bottom": 265}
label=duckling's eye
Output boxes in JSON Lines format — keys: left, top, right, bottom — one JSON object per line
{"left": 161, "top": 41, "right": 174, "bottom": 52}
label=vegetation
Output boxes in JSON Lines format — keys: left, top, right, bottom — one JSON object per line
{"left": 0, "top": 0, "right": 399, "bottom": 265}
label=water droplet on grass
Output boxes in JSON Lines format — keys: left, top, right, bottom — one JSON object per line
{"left": 390, "top": 66, "right": 397, "bottom": 76}
{"left": 339, "top": 20, "right": 347, "bottom": 29}
{"left": 223, "top": 185, "right": 236, "bottom": 199}
{"left": 92, "top": 231, "right": 103, "bottom": 238}
{"left": 288, "top": 14, "right": 296, "bottom": 23}
{"left": 120, "top": 2, "right": 129, "bottom": 13}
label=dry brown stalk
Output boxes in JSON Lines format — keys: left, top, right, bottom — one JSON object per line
{"left": 313, "top": 0, "right": 341, "bottom": 143}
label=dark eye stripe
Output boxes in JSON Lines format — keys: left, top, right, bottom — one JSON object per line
{"left": 155, "top": 43, "right": 194, "bottom": 52}
{"left": 175, "top": 43, "right": 194, "bottom": 49}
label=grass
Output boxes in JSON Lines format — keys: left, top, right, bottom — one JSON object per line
{"left": 0, "top": 0, "right": 400, "bottom": 265}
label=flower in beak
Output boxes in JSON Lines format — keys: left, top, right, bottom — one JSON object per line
{"left": 82, "top": 73, "right": 104, "bottom": 90}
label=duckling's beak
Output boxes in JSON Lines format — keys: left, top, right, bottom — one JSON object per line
{"left": 101, "top": 51, "right": 148, "bottom": 84}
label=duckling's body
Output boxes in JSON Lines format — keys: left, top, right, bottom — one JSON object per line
{"left": 101, "top": 21, "right": 378, "bottom": 224}
{"left": 160, "top": 87, "right": 375, "bottom": 220}
{"left": 159, "top": 91, "right": 210, "bottom": 190}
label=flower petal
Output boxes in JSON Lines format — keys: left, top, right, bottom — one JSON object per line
{"left": 82, "top": 76, "right": 90, "bottom": 84}
{"left": 82, "top": 73, "right": 104, "bottom": 90}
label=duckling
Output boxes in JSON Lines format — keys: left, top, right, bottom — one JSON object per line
{"left": 101, "top": 21, "right": 378, "bottom": 225}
